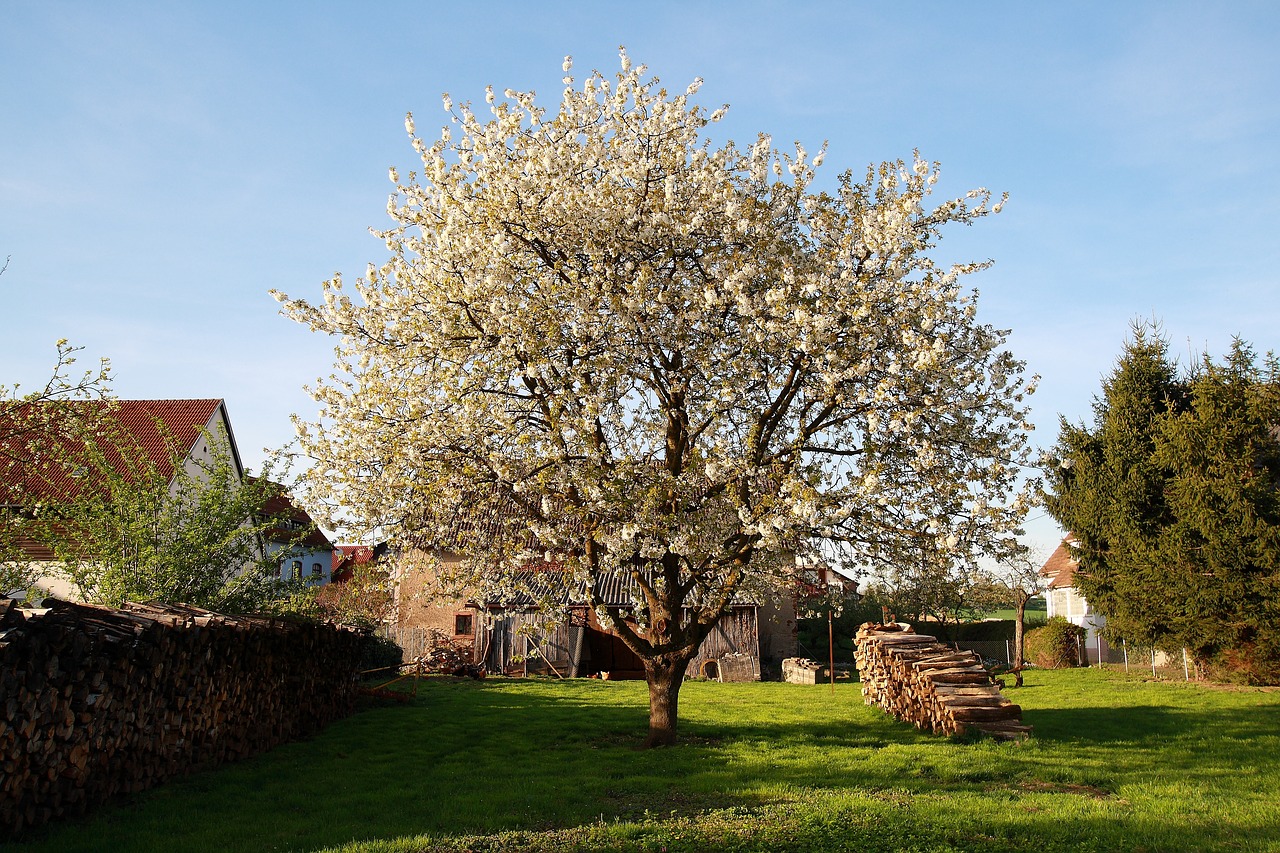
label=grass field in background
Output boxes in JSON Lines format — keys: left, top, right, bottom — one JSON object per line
{"left": 982, "top": 598, "right": 1048, "bottom": 624}
{"left": 7, "top": 668, "right": 1279, "bottom": 853}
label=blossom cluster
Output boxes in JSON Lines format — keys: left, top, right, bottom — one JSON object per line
{"left": 275, "top": 50, "right": 1037, "bottom": 649}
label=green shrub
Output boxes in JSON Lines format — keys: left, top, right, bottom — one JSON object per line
{"left": 358, "top": 633, "right": 404, "bottom": 676}
{"left": 1024, "top": 617, "right": 1085, "bottom": 668}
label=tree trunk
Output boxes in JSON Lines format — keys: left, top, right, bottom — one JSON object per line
{"left": 1012, "top": 598, "right": 1026, "bottom": 687}
{"left": 643, "top": 653, "right": 693, "bottom": 748}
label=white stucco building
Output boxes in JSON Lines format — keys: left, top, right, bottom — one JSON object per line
{"left": 1040, "top": 536, "right": 1112, "bottom": 664}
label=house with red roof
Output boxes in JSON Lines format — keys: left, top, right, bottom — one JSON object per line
{"left": 1040, "top": 535, "right": 1113, "bottom": 664}
{"left": 330, "top": 543, "right": 388, "bottom": 584}
{"left": 1, "top": 399, "right": 241, "bottom": 516}
{"left": 258, "top": 483, "right": 335, "bottom": 585}
{"left": 0, "top": 399, "right": 265, "bottom": 600}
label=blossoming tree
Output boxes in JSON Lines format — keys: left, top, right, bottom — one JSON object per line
{"left": 275, "top": 51, "right": 1037, "bottom": 746}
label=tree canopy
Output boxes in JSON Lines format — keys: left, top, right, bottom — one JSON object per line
{"left": 1, "top": 340, "right": 112, "bottom": 595}
{"left": 9, "top": 410, "right": 305, "bottom": 612}
{"left": 1047, "top": 324, "right": 1280, "bottom": 682}
{"left": 276, "top": 51, "right": 1037, "bottom": 743}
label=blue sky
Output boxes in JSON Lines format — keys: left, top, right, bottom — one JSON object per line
{"left": 3, "top": 2, "right": 1277, "bottom": 555}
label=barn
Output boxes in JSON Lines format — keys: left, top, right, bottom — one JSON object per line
{"left": 393, "top": 558, "right": 796, "bottom": 681}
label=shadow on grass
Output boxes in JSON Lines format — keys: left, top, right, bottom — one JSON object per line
{"left": 8, "top": 675, "right": 1280, "bottom": 853}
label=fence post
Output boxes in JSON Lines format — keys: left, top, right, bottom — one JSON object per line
{"left": 1182, "top": 648, "right": 1190, "bottom": 681}
{"left": 1005, "top": 639, "right": 1012, "bottom": 664}
{"left": 1123, "top": 640, "right": 1129, "bottom": 673}
{"left": 1151, "top": 648, "right": 1156, "bottom": 677}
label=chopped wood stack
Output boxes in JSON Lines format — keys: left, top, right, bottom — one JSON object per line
{"left": 0, "top": 598, "right": 366, "bottom": 835}
{"left": 854, "top": 622, "right": 1031, "bottom": 741}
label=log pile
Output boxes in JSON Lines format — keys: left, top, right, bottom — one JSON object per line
{"left": 0, "top": 598, "right": 366, "bottom": 835}
{"left": 782, "top": 657, "right": 826, "bottom": 685}
{"left": 855, "top": 622, "right": 1031, "bottom": 741}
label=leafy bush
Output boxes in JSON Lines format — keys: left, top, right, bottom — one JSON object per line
{"left": 1024, "top": 617, "right": 1085, "bottom": 668}
{"left": 358, "top": 633, "right": 404, "bottom": 676}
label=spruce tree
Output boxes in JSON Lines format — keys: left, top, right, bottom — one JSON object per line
{"left": 1046, "top": 322, "right": 1184, "bottom": 648}
{"left": 1048, "top": 326, "right": 1280, "bottom": 682}
{"left": 1153, "top": 341, "right": 1280, "bottom": 679}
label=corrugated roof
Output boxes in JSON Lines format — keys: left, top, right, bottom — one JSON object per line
{"left": 0, "top": 399, "right": 224, "bottom": 505}
{"left": 478, "top": 568, "right": 759, "bottom": 609}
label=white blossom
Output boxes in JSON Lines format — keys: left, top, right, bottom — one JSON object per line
{"left": 276, "top": 51, "right": 1037, "bottom": 720}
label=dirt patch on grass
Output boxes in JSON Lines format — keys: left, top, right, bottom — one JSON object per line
{"left": 1016, "top": 779, "right": 1118, "bottom": 799}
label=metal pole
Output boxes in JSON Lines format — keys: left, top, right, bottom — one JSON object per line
{"left": 1182, "top": 648, "right": 1190, "bottom": 681}
{"left": 1123, "top": 640, "right": 1129, "bottom": 673}
{"left": 828, "top": 609, "right": 835, "bottom": 694}
{"left": 1151, "top": 648, "right": 1156, "bottom": 677}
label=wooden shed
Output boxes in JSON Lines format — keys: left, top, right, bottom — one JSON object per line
{"left": 467, "top": 571, "right": 766, "bottom": 681}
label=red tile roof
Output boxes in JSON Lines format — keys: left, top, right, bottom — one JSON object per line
{"left": 257, "top": 482, "right": 333, "bottom": 551}
{"left": 1040, "top": 537, "right": 1079, "bottom": 589}
{"left": 0, "top": 399, "right": 226, "bottom": 505}
{"left": 331, "top": 543, "right": 387, "bottom": 582}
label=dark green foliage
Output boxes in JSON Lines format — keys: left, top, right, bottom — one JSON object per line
{"left": 1152, "top": 341, "right": 1280, "bottom": 681}
{"left": 1024, "top": 616, "right": 1085, "bottom": 668}
{"left": 358, "top": 633, "right": 405, "bottom": 676}
{"left": 936, "top": 619, "right": 1021, "bottom": 642}
{"left": 1046, "top": 323, "right": 1184, "bottom": 649}
{"left": 1047, "top": 325, "right": 1280, "bottom": 682}
{"left": 796, "top": 595, "right": 882, "bottom": 663}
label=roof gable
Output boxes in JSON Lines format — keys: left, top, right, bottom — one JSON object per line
{"left": 1040, "top": 537, "right": 1079, "bottom": 589}
{"left": 257, "top": 481, "right": 334, "bottom": 551}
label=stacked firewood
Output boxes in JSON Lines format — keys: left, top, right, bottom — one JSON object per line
{"left": 854, "top": 622, "right": 1031, "bottom": 741}
{"left": 0, "top": 598, "right": 365, "bottom": 835}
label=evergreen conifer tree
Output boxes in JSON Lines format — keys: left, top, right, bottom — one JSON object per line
{"left": 1152, "top": 341, "right": 1280, "bottom": 679}
{"left": 1048, "top": 325, "right": 1280, "bottom": 681}
{"left": 1046, "top": 322, "right": 1184, "bottom": 648}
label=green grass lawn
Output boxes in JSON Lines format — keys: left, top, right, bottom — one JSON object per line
{"left": 7, "top": 668, "right": 1279, "bottom": 853}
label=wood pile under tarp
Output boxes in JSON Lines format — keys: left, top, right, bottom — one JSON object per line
{"left": 0, "top": 598, "right": 365, "bottom": 835}
{"left": 854, "top": 622, "right": 1031, "bottom": 741}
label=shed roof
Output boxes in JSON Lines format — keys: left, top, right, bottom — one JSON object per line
{"left": 476, "top": 568, "right": 759, "bottom": 610}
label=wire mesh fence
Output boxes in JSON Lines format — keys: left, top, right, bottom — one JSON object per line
{"left": 953, "top": 639, "right": 1013, "bottom": 665}
{"left": 1101, "top": 642, "right": 1198, "bottom": 680}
